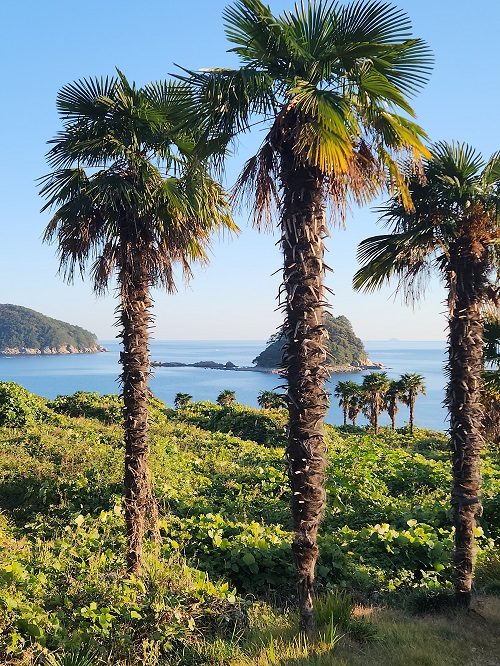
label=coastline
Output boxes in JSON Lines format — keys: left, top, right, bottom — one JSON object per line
{"left": 0, "top": 345, "right": 107, "bottom": 356}
{"left": 151, "top": 360, "right": 384, "bottom": 374}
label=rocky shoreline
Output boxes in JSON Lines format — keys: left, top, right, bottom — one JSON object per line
{"left": 0, "top": 344, "right": 107, "bottom": 356}
{"left": 151, "top": 359, "right": 383, "bottom": 374}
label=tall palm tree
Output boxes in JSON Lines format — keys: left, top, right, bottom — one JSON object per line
{"left": 347, "top": 384, "right": 364, "bottom": 426}
{"left": 181, "top": 0, "right": 432, "bottom": 630}
{"left": 398, "top": 373, "right": 425, "bottom": 434}
{"left": 361, "top": 372, "right": 390, "bottom": 434}
{"left": 40, "top": 73, "right": 236, "bottom": 574}
{"left": 334, "top": 380, "right": 359, "bottom": 426}
{"left": 385, "top": 379, "right": 403, "bottom": 430}
{"left": 354, "top": 141, "right": 500, "bottom": 607}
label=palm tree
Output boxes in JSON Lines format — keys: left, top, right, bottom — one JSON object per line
{"left": 347, "top": 385, "right": 364, "bottom": 427}
{"left": 361, "top": 372, "right": 390, "bottom": 434}
{"left": 353, "top": 141, "right": 500, "bottom": 607}
{"left": 182, "top": 0, "right": 432, "bottom": 630}
{"left": 257, "top": 390, "right": 286, "bottom": 409}
{"left": 385, "top": 380, "right": 403, "bottom": 430}
{"left": 217, "top": 389, "right": 236, "bottom": 406}
{"left": 334, "top": 380, "right": 359, "bottom": 426}
{"left": 398, "top": 373, "right": 426, "bottom": 434}
{"left": 174, "top": 393, "right": 193, "bottom": 409}
{"left": 40, "top": 73, "right": 236, "bottom": 574}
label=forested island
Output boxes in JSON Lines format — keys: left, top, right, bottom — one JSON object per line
{"left": 253, "top": 313, "right": 378, "bottom": 370}
{"left": 0, "top": 304, "right": 105, "bottom": 355}
{"left": 152, "top": 314, "right": 381, "bottom": 373}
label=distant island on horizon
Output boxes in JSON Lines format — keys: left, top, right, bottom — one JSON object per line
{"left": 0, "top": 304, "right": 106, "bottom": 356}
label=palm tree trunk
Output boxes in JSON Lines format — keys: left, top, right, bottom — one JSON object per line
{"left": 279, "top": 144, "right": 328, "bottom": 633}
{"left": 343, "top": 405, "right": 348, "bottom": 426}
{"left": 119, "top": 248, "right": 153, "bottom": 575}
{"left": 446, "top": 234, "right": 488, "bottom": 608}
{"left": 373, "top": 404, "right": 379, "bottom": 434}
{"left": 409, "top": 396, "right": 415, "bottom": 434}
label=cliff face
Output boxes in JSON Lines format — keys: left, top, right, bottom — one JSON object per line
{"left": 253, "top": 313, "right": 367, "bottom": 369}
{"left": 0, "top": 304, "right": 105, "bottom": 355}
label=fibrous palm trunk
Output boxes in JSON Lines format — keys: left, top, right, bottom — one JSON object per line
{"left": 279, "top": 140, "right": 329, "bottom": 633}
{"left": 409, "top": 396, "right": 415, "bottom": 434}
{"left": 119, "top": 240, "right": 153, "bottom": 575}
{"left": 446, "top": 228, "right": 489, "bottom": 608}
{"left": 390, "top": 407, "right": 396, "bottom": 430}
{"left": 371, "top": 401, "right": 380, "bottom": 434}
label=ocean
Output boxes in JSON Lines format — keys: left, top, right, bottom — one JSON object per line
{"left": 0, "top": 340, "right": 448, "bottom": 431}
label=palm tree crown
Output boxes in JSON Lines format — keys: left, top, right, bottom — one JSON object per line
{"left": 354, "top": 141, "right": 500, "bottom": 299}
{"left": 184, "top": 0, "right": 432, "bottom": 214}
{"left": 41, "top": 73, "right": 235, "bottom": 292}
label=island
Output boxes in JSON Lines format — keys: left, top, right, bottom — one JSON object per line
{"left": 152, "top": 313, "right": 382, "bottom": 374}
{"left": 0, "top": 304, "right": 106, "bottom": 355}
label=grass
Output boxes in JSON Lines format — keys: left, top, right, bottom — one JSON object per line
{"left": 231, "top": 596, "right": 500, "bottom": 666}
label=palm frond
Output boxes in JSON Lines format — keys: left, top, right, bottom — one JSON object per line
{"left": 233, "top": 139, "right": 280, "bottom": 229}
{"left": 481, "top": 151, "right": 500, "bottom": 188}
{"left": 41, "top": 73, "right": 238, "bottom": 295}
{"left": 335, "top": 1, "right": 433, "bottom": 96}
{"left": 56, "top": 76, "right": 119, "bottom": 123}
{"left": 176, "top": 66, "right": 276, "bottom": 137}
{"left": 223, "top": 0, "right": 289, "bottom": 67}
{"left": 353, "top": 228, "right": 435, "bottom": 301}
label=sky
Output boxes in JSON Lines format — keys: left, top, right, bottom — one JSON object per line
{"left": 0, "top": 0, "right": 498, "bottom": 341}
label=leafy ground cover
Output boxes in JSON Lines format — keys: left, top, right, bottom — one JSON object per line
{"left": 0, "top": 383, "right": 498, "bottom": 664}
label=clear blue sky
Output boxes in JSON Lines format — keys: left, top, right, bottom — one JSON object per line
{"left": 0, "top": 0, "right": 498, "bottom": 341}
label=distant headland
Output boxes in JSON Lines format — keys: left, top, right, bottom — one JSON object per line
{"left": 0, "top": 304, "right": 106, "bottom": 355}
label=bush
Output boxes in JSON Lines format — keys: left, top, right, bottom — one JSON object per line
{"left": 177, "top": 401, "right": 287, "bottom": 446}
{"left": 0, "top": 382, "right": 55, "bottom": 427}
{"left": 49, "top": 391, "right": 169, "bottom": 425}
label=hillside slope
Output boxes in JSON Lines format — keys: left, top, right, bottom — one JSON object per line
{"left": 0, "top": 304, "right": 104, "bottom": 354}
{"left": 253, "top": 313, "right": 368, "bottom": 368}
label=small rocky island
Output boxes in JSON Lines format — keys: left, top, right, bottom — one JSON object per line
{"left": 152, "top": 313, "right": 382, "bottom": 374}
{"left": 0, "top": 304, "right": 106, "bottom": 355}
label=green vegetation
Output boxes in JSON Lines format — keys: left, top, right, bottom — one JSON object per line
{"left": 0, "top": 385, "right": 499, "bottom": 664}
{"left": 0, "top": 304, "right": 100, "bottom": 353}
{"left": 253, "top": 314, "right": 367, "bottom": 368}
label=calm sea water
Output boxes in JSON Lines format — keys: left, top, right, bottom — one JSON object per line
{"left": 0, "top": 340, "right": 448, "bottom": 431}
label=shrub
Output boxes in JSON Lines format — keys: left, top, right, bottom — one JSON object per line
{"left": 176, "top": 401, "right": 287, "bottom": 446}
{"left": 49, "top": 392, "right": 169, "bottom": 425}
{"left": 0, "top": 382, "right": 55, "bottom": 427}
